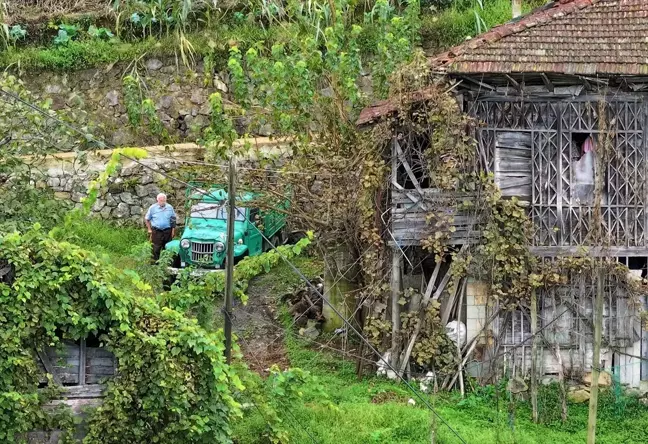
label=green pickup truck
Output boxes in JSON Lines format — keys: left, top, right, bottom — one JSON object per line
{"left": 165, "top": 185, "right": 288, "bottom": 270}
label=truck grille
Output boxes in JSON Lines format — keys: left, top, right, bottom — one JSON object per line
{"left": 191, "top": 242, "right": 214, "bottom": 263}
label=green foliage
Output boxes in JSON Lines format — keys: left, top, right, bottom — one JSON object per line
{"left": 200, "top": 92, "right": 240, "bottom": 159}
{"left": 53, "top": 23, "right": 80, "bottom": 46}
{"left": 87, "top": 25, "right": 115, "bottom": 40}
{"left": 162, "top": 234, "right": 314, "bottom": 316}
{"left": 369, "top": 0, "right": 421, "bottom": 98}
{"left": 0, "top": 73, "right": 87, "bottom": 232}
{"left": 0, "top": 224, "right": 243, "bottom": 442}
{"left": 420, "top": 0, "right": 546, "bottom": 54}
{"left": 141, "top": 98, "right": 170, "bottom": 141}
{"left": 233, "top": 335, "right": 648, "bottom": 443}
{"left": 113, "top": 0, "right": 216, "bottom": 39}
{"left": 122, "top": 74, "right": 142, "bottom": 126}
{"left": 239, "top": 364, "right": 330, "bottom": 443}
{"left": 8, "top": 24, "right": 27, "bottom": 44}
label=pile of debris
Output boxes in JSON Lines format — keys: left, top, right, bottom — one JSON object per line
{"left": 283, "top": 277, "right": 325, "bottom": 339}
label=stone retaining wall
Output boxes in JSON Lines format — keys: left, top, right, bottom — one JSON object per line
{"left": 20, "top": 57, "right": 233, "bottom": 147}
{"left": 18, "top": 56, "right": 373, "bottom": 149}
{"left": 38, "top": 140, "right": 291, "bottom": 224}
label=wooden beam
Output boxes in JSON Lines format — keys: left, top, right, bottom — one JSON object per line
{"left": 79, "top": 339, "right": 86, "bottom": 386}
{"left": 540, "top": 73, "right": 554, "bottom": 92}
{"left": 394, "top": 139, "right": 429, "bottom": 199}
{"left": 530, "top": 246, "right": 648, "bottom": 257}
{"left": 37, "top": 348, "right": 62, "bottom": 385}
{"left": 504, "top": 74, "right": 521, "bottom": 92}
{"left": 459, "top": 75, "right": 496, "bottom": 91}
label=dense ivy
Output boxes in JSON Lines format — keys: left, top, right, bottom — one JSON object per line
{"left": 0, "top": 224, "right": 244, "bottom": 443}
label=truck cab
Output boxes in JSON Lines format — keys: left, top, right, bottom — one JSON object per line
{"left": 165, "top": 186, "right": 287, "bottom": 270}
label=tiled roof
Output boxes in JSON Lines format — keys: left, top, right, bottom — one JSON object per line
{"left": 430, "top": 0, "right": 648, "bottom": 75}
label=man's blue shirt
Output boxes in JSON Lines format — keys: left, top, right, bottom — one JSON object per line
{"left": 145, "top": 204, "right": 176, "bottom": 230}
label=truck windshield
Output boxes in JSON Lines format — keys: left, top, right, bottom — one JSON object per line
{"left": 190, "top": 203, "right": 246, "bottom": 221}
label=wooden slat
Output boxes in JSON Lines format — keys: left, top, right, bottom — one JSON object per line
{"left": 79, "top": 339, "right": 86, "bottom": 386}
{"left": 37, "top": 349, "right": 62, "bottom": 385}
{"left": 87, "top": 357, "right": 114, "bottom": 367}
{"left": 86, "top": 347, "right": 113, "bottom": 358}
{"left": 86, "top": 366, "right": 115, "bottom": 376}
{"left": 86, "top": 375, "right": 111, "bottom": 384}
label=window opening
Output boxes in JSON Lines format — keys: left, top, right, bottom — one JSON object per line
{"left": 572, "top": 133, "right": 595, "bottom": 205}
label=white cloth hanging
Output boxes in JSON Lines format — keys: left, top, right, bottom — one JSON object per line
{"left": 573, "top": 137, "right": 595, "bottom": 203}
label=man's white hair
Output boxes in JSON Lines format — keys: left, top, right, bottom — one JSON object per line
{"left": 157, "top": 193, "right": 167, "bottom": 200}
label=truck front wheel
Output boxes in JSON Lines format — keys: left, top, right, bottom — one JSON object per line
{"left": 172, "top": 253, "right": 181, "bottom": 268}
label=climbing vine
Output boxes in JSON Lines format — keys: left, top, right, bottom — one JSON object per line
{"left": 0, "top": 225, "right": 243, "bottom": 442}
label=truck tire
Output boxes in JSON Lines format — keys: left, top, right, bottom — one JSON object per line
{"left": 172, "top": 253, "right": 181, "bottom": 269}
{"left": 234, "top": 252, "right": 248, "bottom": 265}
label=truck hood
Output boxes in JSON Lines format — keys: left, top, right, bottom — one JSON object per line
{"left": 183, "top": 220, "right": 244, "bottom": 243}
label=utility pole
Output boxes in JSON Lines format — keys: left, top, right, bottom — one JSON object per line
{"left": 530, "top": 288, "right": 538, "bottom": 423}
{"left": 224, "top": 156, "right": 237, "bottom": 364}
{"left": 587, "top": 266, "right": 604, "bottom": 444}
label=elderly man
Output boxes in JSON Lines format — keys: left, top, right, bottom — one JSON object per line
{"left": 144, "top": 193, "right": 177, "bottom": 262}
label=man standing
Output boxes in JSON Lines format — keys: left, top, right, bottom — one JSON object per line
{"left": 145, "top": 193, "right": 177, "bottom": 262}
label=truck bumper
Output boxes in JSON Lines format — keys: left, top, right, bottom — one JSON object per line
{"left": 167, "top": 266, "right": 225, "bottom": 277}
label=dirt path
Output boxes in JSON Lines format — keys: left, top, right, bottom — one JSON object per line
{"left": 231, "top": 283, "right": 290, "bottom": 375}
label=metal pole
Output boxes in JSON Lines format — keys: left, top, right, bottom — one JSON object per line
{"left": 224, "top": 156, "right": 236, "bottom": 364}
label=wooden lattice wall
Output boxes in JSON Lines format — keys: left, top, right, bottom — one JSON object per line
{"left": 471, "top": 95, "right": 647, "bottom": 256}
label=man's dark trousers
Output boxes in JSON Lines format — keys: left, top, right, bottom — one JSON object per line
{"left": 151, "top": 228, "right": 172, "bottom": 261}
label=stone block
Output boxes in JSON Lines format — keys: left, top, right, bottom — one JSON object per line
{"left": 114, "top": 202, "right": 130, "bottom": 218}
{"left": 54, "top": 191, "right": 71, "bottom": 200}
{"left": 45, "top": 84, "right": 63, "bottom": 94}
{"left": 92, "top": 199, "right": 106, "bottom": 212}
{"left": 567, "top": 388, "right": 591, "bottom": 403}
{"left": 100, "top": 206, "right": 112, "bottom": 219}
{"left": 146, "top": 58, "right": 164, "bottom": 71}
{"left": 106, "top": 194, "right": 119, "bottom": 207}
{"left": 130, "top": 206, "right": 143, "bottom": 217}
{"left": 104, "top": 90, "right": 119, "bottom": 107}
{"left": 582, "top": 371, "right": 612, "bottom": 387}
{"left": 120, "top": 192, "right": 135, "bottom": 205}
{"left": 140, "top": 174, "right": 154, "bottom": 185}
{"left": 190, "top": 90, "right": 206, "bottom": 105}
{"left": 46, "top": 177, "right": 61, "bottom": 188}
{"left": 71, "top": 191, "right": 85, "bottom": 203}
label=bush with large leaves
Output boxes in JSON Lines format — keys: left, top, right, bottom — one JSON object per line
{"left": 0, "top": 225, "right": 242, "bottom": 442}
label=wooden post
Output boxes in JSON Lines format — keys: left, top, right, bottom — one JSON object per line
{"left": 512, "top": 0, "right": 522, "bottom": 18}
{"left": 530, "top": 288, "right": 538, "bottom": 423}
{"left": 587, "top": 266, "right": 604, "bottom": 444}
{"left": 391, "top": 250, "right": 402, "bottom": 368}
{"left": 224, "top": 157, "right": 236, "bottom": 364}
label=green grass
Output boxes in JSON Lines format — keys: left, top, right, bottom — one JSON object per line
{"left": 1, "top": 21, "right": 298, "bottom": 71}
{"left": 233, "top": 329, "right": 648, "bottom": 444}
{"left": 4, "top": 0, "right": 550, "bottom": 72}
{"left": 67, "top": 217, "right": 146, "bottom": 256}
{"left": 421, "top": 0, "right": 548, "bottom": 54}
{"left": 249, "top": 253, "right": 324, "bottom": 296}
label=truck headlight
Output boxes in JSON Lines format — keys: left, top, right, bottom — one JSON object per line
{"left": 180, "top": 239, "right": 190, "bottom": 249}
{"left": 215, "top": 241, "right": 225, "bottom": 252}
{"left": 238, "top": 239, "right": 243, "bottom": 245}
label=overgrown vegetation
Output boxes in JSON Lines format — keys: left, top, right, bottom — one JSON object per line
{"left": 231, "top": 332, "right": 648, "bottom": 443}
{"left": 0, "top": 0, "right": 547, "bottom": 71}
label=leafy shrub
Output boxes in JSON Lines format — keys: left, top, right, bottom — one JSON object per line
{"left": 87, "top": 25, "right": 115, "bottom": 40}
{"left": 0, "top": 224, "right": 244, "bottom": 442}
{"left": 53, "top": 23, "right": 80, "bottom": 45}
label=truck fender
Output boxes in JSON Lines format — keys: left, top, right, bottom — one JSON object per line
{"left": 165, "top": 239, "right": 181, "bottom": 254}
{"left": 233, "top": 244, "right": 249, "bottom": 257}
